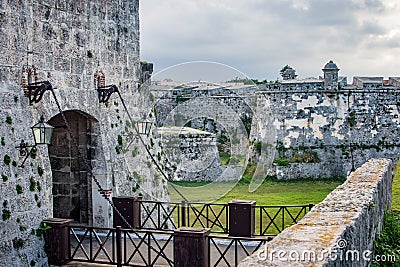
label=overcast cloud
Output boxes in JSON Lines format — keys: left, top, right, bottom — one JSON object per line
{"left": 140, "top": 0, "right": 400, "bottom": 81}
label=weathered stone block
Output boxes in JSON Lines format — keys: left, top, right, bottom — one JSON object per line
{"left": 54, "top": 57, "right": 70, "bottom": 72}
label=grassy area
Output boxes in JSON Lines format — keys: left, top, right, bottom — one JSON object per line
{"left": 166, "top": 160, "right": 400, "bottom": 235}
{"left": 170, "top": 157, "right": 400, "bottom": 207}
{"left": 372, "top": 211, "right": 400, "bottom": 266}
{"left": 392, "top": 159, "right": 400, "bottom": 210}
{"left": 169, "top": 177, "right": 343, "bottom": 205}
{"left": 215, "top": 179, "right": 343, "bottom": 205}
{"left": 219, "top": 152, "right": 230, "bottom": 165}
{"left": 168, "top": 177, "right": 343, "bottom": 234}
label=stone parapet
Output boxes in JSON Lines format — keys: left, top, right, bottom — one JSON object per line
{"left": 239, "top": 158, "right": 393, "bottom": 266}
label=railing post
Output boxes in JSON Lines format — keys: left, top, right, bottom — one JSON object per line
{"left": 134, "top": 196, "right": 142, "bottom": 228}
{"left": 116, "top": 226, "right": 122, "bottom": 267}
{"left": 174, "top": 227, "right": 210, "bottom": 267}
{"left": 158, "top": 202, "right": 161, "bottom": 229}
{"left": 181, "top": 201, "right": 186, "bottom": 227}
{"left": 309, "top": 203, "right": 314, "bottom": 211}
{"left": 112, "top": 196, "right": 142, "bottom": 229}
{"left": 228, "top": 200, "right": 256, "bottom": 237}
{"left": 42, "top": 218, "right": 72, "bottom": 265}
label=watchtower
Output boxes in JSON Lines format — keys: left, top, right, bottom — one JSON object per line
{"left": 322, "top": 60, "right": 339, "bottom": 89}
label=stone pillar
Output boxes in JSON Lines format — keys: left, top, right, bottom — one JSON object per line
{"left": 174, "top": 227, "right": 211, "bottom": 267}
{"left": 42, "top": 218, "right": 72, "bottom": 266}
{"left": 228, "top": 200, "right": 256, "bottom": 237}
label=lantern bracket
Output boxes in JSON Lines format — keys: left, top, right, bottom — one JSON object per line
{"left": 27, "top": 81, "right": 53, "bottom": 105}
{"left": 97, "top": 84, "right": 119, "bottom": 103}
{"left": 15, "top": 140, "right": 37, "bottom": 168}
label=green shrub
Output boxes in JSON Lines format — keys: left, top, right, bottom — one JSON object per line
{"left": 5, "top": 116, "right": 12, "bottom": 124}
{"left": 3, "top": 155, "right": 11, "bottom": 165}
{"left": 273, "top": 157, "right": 289, "bottom": 166}
{"left": 35, "top": 222, "right": 51, "bottom": 238}
{"left": 254, "top": 141, "right": 262, "bottom": 154}
{"left": 12, "top": 238, "right": 24, "bottom": 249}
{"left": 117, "top": 135, "right": 123, "bottom": 146}
{"left": 131, "top": 147, "right": 139, "bottom": 157}
{"left": 219, "top": 152, "right": 230, "bottom": 165}
{"left": 2, "top": 209, "right": 11, "bottom": 221}
{"left": 290, "top": 151, "right": 320, "bottom": 163}
{"left": 29, "top": 178, "right": 36, "bottom": 191}
{"left": 373, "top": 211, "right": 400, "bottom": 266}
{"left": 37, "top": 166, "right": 44, "bottom": 176}
{"left": 36, "top": 181, "right": 41, "bottom": 192}
{"left": 16, "top": 184, "right": 23, "bottom": 194}
{"left": 30, "top": 147, "right": 37, "bottom": 159}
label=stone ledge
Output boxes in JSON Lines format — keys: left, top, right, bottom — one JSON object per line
{"left": 239, "top": 158, "right": 393, "bottom": 266}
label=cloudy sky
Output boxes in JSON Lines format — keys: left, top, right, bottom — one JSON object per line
{"left": 140, "top": 0, "right": 400, "bottom": 82}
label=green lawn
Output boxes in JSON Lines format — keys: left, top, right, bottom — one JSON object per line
{"left": 167, "top": 178, "right": 343, "bottom": 234}
{"left": 169, "top": 157, "right": 400, "bottom": 208}
{"left": 166, "top": 160, "right": 400, "bottom": 235}
{"left": 168, "top": 178, "right": 343, "bottom": 205}
{"left": 392, "top": 159, "right": 400, "bottom": 210}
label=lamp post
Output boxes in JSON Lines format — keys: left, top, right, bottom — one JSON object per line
{"left": 16, "top": 115, "right": 54, "bottom": 167}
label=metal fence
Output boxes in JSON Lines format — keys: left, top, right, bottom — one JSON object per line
{"left": 139, "top": 200, "right": 313, "bottom": 235}
{"left": 61, "top": 201, "right": 313, "bottom": 266}
{"left": 209, "top": 235, "right": 272, "bottom": 267}
{"left": 67, "top": 225, "right": 272, "bottom": 267}
{"left": 68, "top": 225, "right": 174, "bottom": 266}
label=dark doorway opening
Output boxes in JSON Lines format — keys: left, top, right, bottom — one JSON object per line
{"left": 48, "top": 110, "right": 98, "bottom": 225}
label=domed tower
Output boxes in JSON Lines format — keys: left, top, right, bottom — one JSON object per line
{"left": 322, "top": 60, "right": 339, "bottom": 89}
{"left": 282, "top": 67, "right": 297, "bottom": 80}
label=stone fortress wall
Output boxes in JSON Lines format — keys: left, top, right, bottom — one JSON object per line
{"left": 0, "top": 1, "right": 168, "bottom": 266}
{"left": 152, "top": 61, "right": 400, "bottom": 181}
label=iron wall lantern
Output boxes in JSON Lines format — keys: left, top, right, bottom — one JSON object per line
{"left": 16, "top": 115, "right": 54, "bottom": 167}
{"left": 136, "top": 118, "right": 152, "bottom": 136}
{"left": 31, "top": 115, "right": 54, "bottom": 145}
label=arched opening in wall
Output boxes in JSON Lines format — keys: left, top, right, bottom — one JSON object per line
{"left": 48, "top": 110, "right": 99, "bottom": 225}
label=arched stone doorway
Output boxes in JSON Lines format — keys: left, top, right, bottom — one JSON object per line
{"left": 48, "top": 110, "right": 98, "bottom": 225}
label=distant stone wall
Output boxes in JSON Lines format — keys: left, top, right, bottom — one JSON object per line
{"left": 153, "top": 83, "right": 400, "bottom": 181}
{"left": 274, "top": 163, "right": 333, "bottom": 180}
{"left": 157, "top": 127, "right": 221, "bottom": 181}
{"left": 259, "top": 90, "right": 400, "bottom": 178}
{"left": 239, "top": 158, "right": 393, "bottom": 266}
